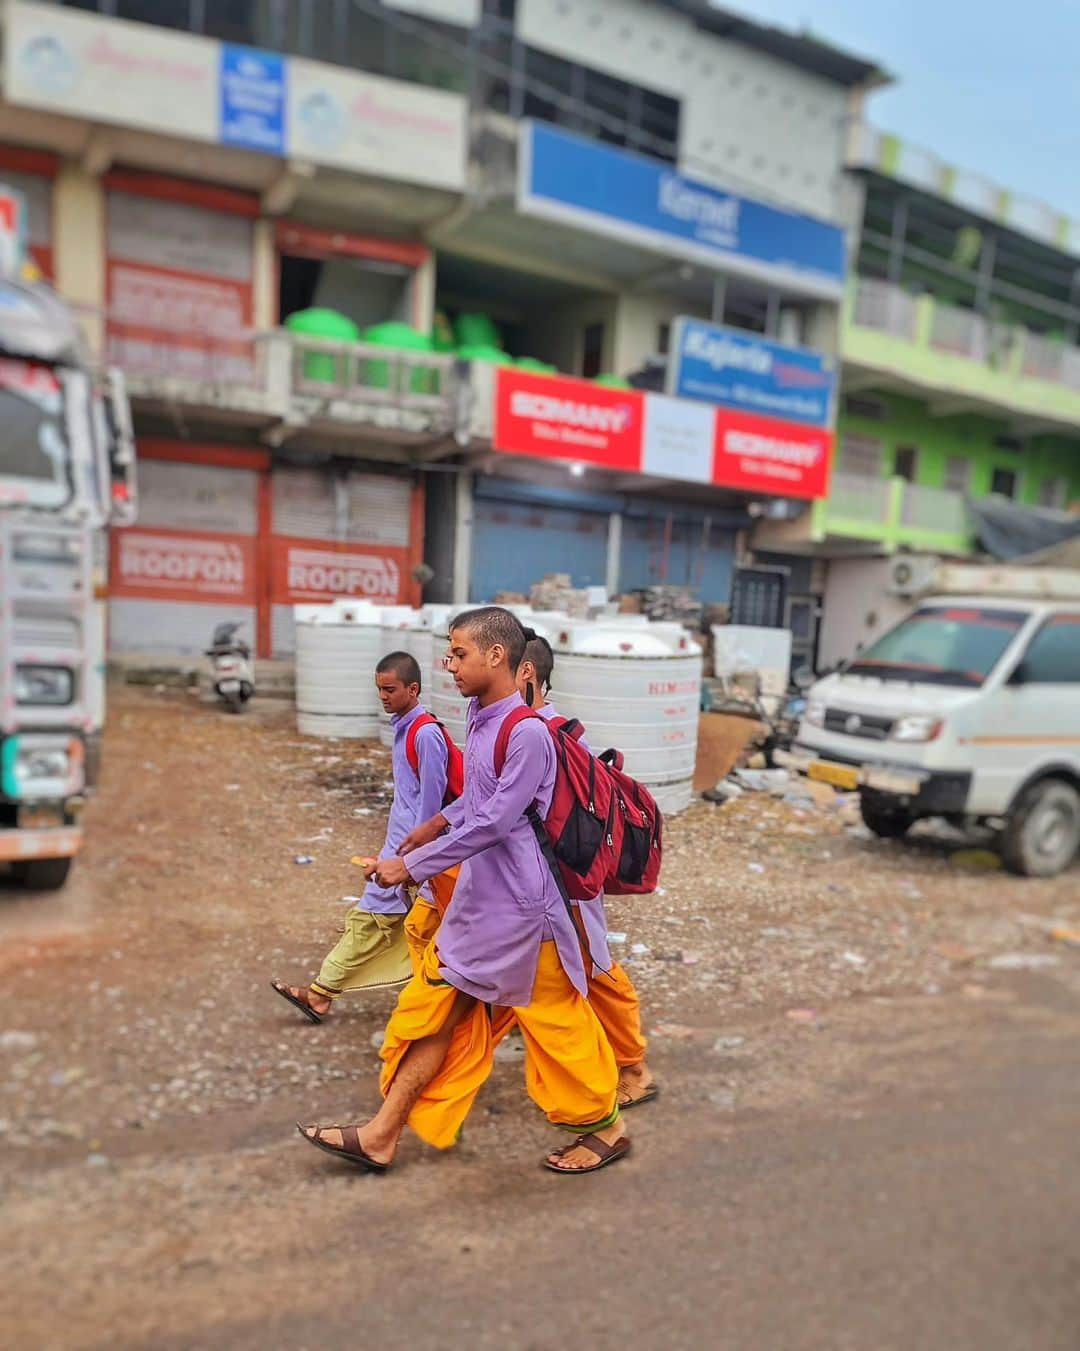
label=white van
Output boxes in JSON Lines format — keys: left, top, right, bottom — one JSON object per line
{"left": 785, "top": 567, "right": 1080, "bottom": 877}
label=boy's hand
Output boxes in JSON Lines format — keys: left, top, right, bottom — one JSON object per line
{"left": 375, "top": 857, "right": 413, "bottom": 888}
{"left": 399, "top": 813, "right": 450, "bottom": 855}
{"left": 350, "top": 855, "right": 379, "bottom": 880}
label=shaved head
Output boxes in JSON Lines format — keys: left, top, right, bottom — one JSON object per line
{"left": 450, "top": 606, "right": 528, "bottom": 672}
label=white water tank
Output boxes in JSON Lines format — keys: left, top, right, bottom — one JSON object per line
{"left": 294, "top": 600, "right": 383, "bottom": 739}
{"left": 378, "top": 606, "right": 417, "bottom": 746}
{"left": 552, "top": 619, "right": 702, "bottom": 815}
{"left": 427, "top": 606, "right": 467, "bottom": 748}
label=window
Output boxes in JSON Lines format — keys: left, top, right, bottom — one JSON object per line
{"left": 848, "top": 606, "right": 1028, "bottom": 687}
{"left": 893, "top": 445, "right": 919, "bottom": 483}
{"left": 657, "top": 323, "right": 671, "bottom": 356}
{"left": 1017, "top": 615, "right": 1080, "bottom": 683}
{"left": 991, "top": 467, "right": 1018, "bottom": 498}
{"left": 1038, "top": 476, "right": 1069, "bottom": 510}
{"left": 836, "top": 435, "right": 884, "bottom": 478}
{"left": 843, "top": 395, "right": 888, "bottom": 421}
{"left": 944, "top": 456, "right": 971, "bottom": 493}
{"left": 581, "top": 322, "right": 606, "bottom": 379}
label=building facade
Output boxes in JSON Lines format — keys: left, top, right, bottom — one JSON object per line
{"left": 1, "top": 0, "right": 1075, "bottom": 664}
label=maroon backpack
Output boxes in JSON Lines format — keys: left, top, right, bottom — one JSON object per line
{"left": 405, "top": 712, "right": 465, "bottom": 807}
{"left": 493, "top": 706, "right": 663, "bottom": 899}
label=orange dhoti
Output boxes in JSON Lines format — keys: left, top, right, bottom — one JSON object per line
{"left": 403, "top": 867, "right": 459, "bottom": 976}
{"left": 379, "top": 938, "right": 619, "bottom": 1150}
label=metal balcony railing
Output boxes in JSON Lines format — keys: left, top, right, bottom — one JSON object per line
{"left": 850, "top": 278, "right": 917, "bottom": 341}
{"left": 928, "top": 303, "right": 988, "bottom": 361}
{"left": 826, "top": 470, "right": 892, "bottom": 525}
{"left": 899, "top": 481, "right": 969, "bottom": 535}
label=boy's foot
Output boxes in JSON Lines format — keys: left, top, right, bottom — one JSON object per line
{"left": 270, "top": 980, "right": 332, "bottom": 1023}
{"left": 544, "top": 1120, "right": 631, "bottom": 1174}
{"left": 297, "top": 1121, "right": 395, "bottom": 1170}
{"left": 617, "top": 1061, "right": 659, "bottom": 1109}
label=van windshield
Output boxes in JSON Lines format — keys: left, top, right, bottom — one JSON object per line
{"left": 0, "top": 357, "right": 70, "bottom": 510}
{"left": 846, "top": 606, "right": 1028, "bottom": 687}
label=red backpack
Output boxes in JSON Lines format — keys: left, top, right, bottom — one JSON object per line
{"left": 405, "top": 712, "right": 465, "bottom": 806}
{"left": 494, "top": 707, "right": 662, "bottom": 899}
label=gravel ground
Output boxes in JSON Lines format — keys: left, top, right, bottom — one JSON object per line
{"left": 2, "top": 686, "right": 1078, "bottom": 1348}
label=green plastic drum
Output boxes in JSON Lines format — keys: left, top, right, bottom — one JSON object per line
{"left": 592, "top": 373, "right": 632, "bottom": 389}
{"left": 285, "top": 308, "right": 360, "bottom": 384}
{"left": 454, "top": 313, "right": 501, "bottom": 349}
{"left": 362, "top": 321, "right": 436, "bottom": 394}
{"left": 457, "top": 343, "right": 513, "bottom": 366}
{"left": 516, "top": 357, "right": 557, "bottom": 374}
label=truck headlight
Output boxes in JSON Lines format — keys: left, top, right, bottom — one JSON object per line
{"left": 1, "top": 735, "right": 84, "bottom": 799}
{"left": 803, "top": 700, "right": 826, "bottom": 728}
{"left": 15, "top": 665, "right": 74, "bottom": 706}
{"left": 891, "top": 714, "right": 943, "bottom": 743}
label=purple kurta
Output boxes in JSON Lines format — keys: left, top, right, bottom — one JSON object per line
{"left": 363, "top": 702, "right": 448, "bottom": 915}
{"left": 404, "top": 690, "right": 589, "bottom": 1007}
{"left": 536, "top": 702, "right": 613, "bottom": 978}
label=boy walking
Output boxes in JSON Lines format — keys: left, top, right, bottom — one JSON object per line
{"left": 297, "top": 608, "right": 630, "bottom": 1174}
{"left": 271, "top": 652, "right": 450, "bottom": 1022}
{"left": 515, "top": 633, "right": 658, "bottom": 1111}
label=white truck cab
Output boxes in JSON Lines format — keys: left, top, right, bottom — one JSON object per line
{"left": 785, "top": 563, "right": 1080, "bottom": 877}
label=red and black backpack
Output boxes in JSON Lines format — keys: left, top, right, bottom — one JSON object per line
{"left": 494, "top": 707, "right": 662, "bottom": 899}
{"left": 405, "top": 713, "right": 465, "bottom": 806}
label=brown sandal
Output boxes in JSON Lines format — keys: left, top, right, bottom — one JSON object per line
{"left": 270, "top": 979, "right": 326, "bottom": 1024}
{"left": 296, "top": 1122, "right": 390, "bottom": 1172}
{"left": 543, "top": 1133, "right": 632, "bottom": 1175}
{"left": 618, "top": 1082, "right": 660, "bottom": 1111}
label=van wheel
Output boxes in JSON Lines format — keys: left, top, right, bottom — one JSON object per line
{"left": 1001, "top": 779, "right": 1080, "bottom": 878}
{"left": 10, "top": 857, "right": 73, "bottom": 891}
{"left": 860, "top": 796, "right": 915, "bottom": 838}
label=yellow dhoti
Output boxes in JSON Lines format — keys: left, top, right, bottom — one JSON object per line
{"left": 379, "top": 939, "right": 619, "bottom": 1150}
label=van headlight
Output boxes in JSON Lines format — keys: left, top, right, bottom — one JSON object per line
{"left": 891, "top": 714, "right": 943, "bottom": 743}
{"left": 15, "top": 665, "right": 74, "bottom": 706}
{"left": 803, "top": 700, "right": 826, "bottom": 728}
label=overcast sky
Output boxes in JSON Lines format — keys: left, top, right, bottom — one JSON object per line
{"left": 742, "top": 0, "right": 1080, "bottom": 218}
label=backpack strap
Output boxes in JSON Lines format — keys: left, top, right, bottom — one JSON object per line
{"left": 493, "top": 705, "right": 541, "bottom": 776}
{"left": 405, "top": 712, "right": 439, "bottom": 776}
{"left": 546, "top": 713, "right": 585, "bottom": 742}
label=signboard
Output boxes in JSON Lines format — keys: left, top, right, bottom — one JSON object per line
{"left": 519, "top": 122, "right": 846, "bottom": 298}
{"left": 668, "top": 318, "right": 836, "bottom": 428}
{"left": 106, "top": 192, "right": 255, "bottom": 384}
{"left": 111, "top": 528, "right": 256, "bottom": 605}
{"left": 6, "top": 1, "right": 218, "bottom": 143}
{"left": 712, "top": 408, "right": 832, "bottom": 499}
{"left": 5, "top": 1, "right": 468, "bottom": 193}
{"left": 492, "top": 368, "right": 832, "bottom": 500}
{"left": 287, "top": 60, "right": 467, "bottom": 193}
{"left": 493, "top": 370, "right": 644, "bottom": 473}
{"left": 272, "top": 538, "right": 406, "bottom": 604}
{"left": 220, "top": 45, "right": 286, "bottom": 155}
{"left": 0, "top": 183, "right": 27, "bottom": 277}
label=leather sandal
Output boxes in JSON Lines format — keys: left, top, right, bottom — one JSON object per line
{"left": 296, "top": 1123, "right": 390, "bottom": 1172}
{"left": 270, "top": 979, "right": 326, "bottom": 1024}
{"left": 543, "top": 1133, "right": 632, "bottom": 1175}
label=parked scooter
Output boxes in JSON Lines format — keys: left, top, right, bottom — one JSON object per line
{"left": 205, "top": 622, "right": 254, "bottom": 713}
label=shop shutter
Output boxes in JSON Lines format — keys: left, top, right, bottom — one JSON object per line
{"left": 109, "top": 458, "right": 258, "bottom": 656}
{"left": 470, "top": 497, "right": 609, "bottom": 601}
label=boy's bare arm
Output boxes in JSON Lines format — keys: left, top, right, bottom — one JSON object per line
{"left": 399, "top": 812, "right": 450, "bottom": 855}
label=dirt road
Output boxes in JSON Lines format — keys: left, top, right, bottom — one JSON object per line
{"left": 3, "top": 688, "right": 1078, "bottom": 1349}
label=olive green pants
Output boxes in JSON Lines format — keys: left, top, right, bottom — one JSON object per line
{"left": 310, "top": 908, "right": 412, "bottom": 999}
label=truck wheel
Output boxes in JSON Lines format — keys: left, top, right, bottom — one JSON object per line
{"left": 1001, "top": 779, "right": 1080, "bottom": 878}
{"left": 860, "top": 796, "right": 915, "bottom": 838}
{"left": 10, "top": 856, "right": 73, "bottom": 891}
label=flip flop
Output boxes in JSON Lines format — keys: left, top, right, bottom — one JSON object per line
{"left": 543, "top": 1133, "right": 632, "bottom": 1175}
{"left": 296, "top": 1123, "right": 390, "bottom": 1173}
{"left": 618, "top": 1083, "right": 660, "bottom": 1111}
{"left": 270, "top": 979, "right": 325, "bottom": 1024}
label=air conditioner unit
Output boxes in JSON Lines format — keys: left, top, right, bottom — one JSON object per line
{"left": 887, "top": 554, "right": 941, "bottom": 598}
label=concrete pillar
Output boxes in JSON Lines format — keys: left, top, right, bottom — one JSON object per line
{"left": 605, "top": 511, "right": 623, "bottom": 596}
{"left": 412, "top": 252, "right": 436, "bottom": 334}
{"left": 452, "top": 468, "right": 473, "bottom": 605}
{"left": 53, "top": 163, "right": 106, "bottom": 356}
{"left": 252, "top": 217, "right": 277, "bottom": 331}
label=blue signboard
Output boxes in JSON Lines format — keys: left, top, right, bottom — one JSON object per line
{"left": 668, "top": 317, "right": 836, "bottom": 428}
{"left": 220, "top": 46, "right": 286, "bottom": 155}
{"left": 519, "top": 122, "right": 846, "bottom": 296}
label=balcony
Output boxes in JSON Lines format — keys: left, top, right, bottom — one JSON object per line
{"left": 751, "top": 471, "right": 973, "bottom": 556}
{"left": 843, "top": 278, "right": 1080, "bottom": 431}
{"left": 88, "top": 319, "right": 462, "bottom": 447}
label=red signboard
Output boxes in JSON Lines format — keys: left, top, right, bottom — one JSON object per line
{"left": 494, "top": 369, "right": 644, "bottom": 473}
{"left": 271, "top": 537, "right": 408, "bottom": 605}
{"left": 111, "top": 527, "right": 256, "bottom": 604}
{"left": 711, "top": 407, "right": 833, "bottom": 500}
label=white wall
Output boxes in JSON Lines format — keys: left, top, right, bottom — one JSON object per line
{"left": 612, "top": 289, "right": 710, "bottom": 376}
{"left": 517, "top": 0, "right": 851, "bottom": 223}
{"left": 819, "top": 557, "right": 912, "bottom": 668}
